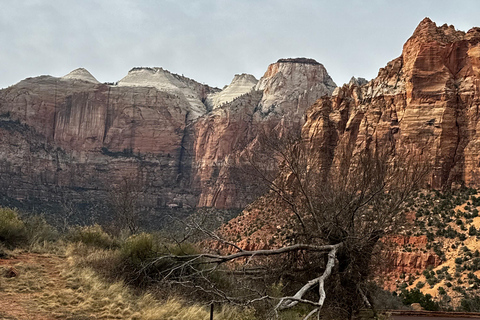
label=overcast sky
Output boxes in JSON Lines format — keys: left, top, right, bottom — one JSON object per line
{"left": 1, "top": 0, "right": 479, "bottom": 89}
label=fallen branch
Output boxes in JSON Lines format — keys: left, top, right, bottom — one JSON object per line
{"left": 276, "top": 243, "right": 341, "bottom": 317}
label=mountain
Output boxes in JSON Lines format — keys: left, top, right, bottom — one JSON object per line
{"left": 193, "top": 58, "right": 336, "bottom": 208}
{"left": 219, "top": 18, "right": 480, "bottom": 251}
{"left": 0, "top": 70, "right": 203, "bottom": 222}
{"left": 303, "top": 18, "right": 480, "bottom": 189}
{"left": 0, "top": 59, "right": 335, "bottom": 221}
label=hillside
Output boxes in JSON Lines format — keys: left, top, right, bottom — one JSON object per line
{"left": 391, "top": 188, "right": 480, "bottom": 309}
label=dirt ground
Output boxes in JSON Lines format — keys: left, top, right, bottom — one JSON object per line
{"left": 0, "top": 253, "right": 66, "bottom": 320}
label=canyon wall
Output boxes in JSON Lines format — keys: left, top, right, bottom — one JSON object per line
{"left": 303, "top": 18, "right": 480, "bottom": 188}
{"left": 0, "top": 60, "right": 335, "bottom": 221}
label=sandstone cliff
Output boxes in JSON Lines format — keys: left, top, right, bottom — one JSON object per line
{"left": 193, "top": 58, "right": 336, "bottom": 208}
{"left": 0, "top": 59, "right": 336, "bottom": 220}
{"left": 219, "top": 19, "right": 480, "bottom": 253}
{"left": 303, "top": 18, "right": 480, "bottom": 189}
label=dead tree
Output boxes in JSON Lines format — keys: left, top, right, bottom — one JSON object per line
{"left": 145, "top": 128, "right": 429, "bottom": 319}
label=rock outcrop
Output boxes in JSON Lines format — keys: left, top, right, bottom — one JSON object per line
{"left": 255, "top": 58, "right": 336, "bottom": 118}
{"left": 303, "top": 18, "right": 480, "bottom": 189}
{"left": 205, "top": 74, "right": 258, "bottom": 110}
{"left": 193, "top": 58, "right": 336, "bottom": 208}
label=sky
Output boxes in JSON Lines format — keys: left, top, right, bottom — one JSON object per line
{"left": 1, "top": 0, "right": 480, "bottom": 89}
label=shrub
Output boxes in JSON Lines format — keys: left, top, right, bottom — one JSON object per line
{"left": 121, "top": 232, "right": 158, "bottom": 264}
{"left": 69, "top": 224, "right": 115, "bottom": 249}
{"left": 459, "top": 295, "right": 480, "bottom": 312}
{"left": 416, "top": 281, "right": 425, "bottom": 289}
{"left": 0, "top": 207, "right": 26, "bottom": 248}
{"left": 400, "top": 288, "right": 440, "bottom": 311}
{"left": 24, "top": 215, "right": 58, "bottom": 248}
{"left": 469, "top": 226, "right": 478, "bottom": 236}
{"left": 120, "top": 234, "right": 201, "bottom": 287}
{"left": 426, "top": 277, "right": 437, "bottom": 286}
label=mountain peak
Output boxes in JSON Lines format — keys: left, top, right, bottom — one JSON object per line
{"left": 117, "top": 66, "right": 216, "bottom": 120}
{"left": 409, "top": 17, "right": 465, "bottom": 44}
{"left": 205, "top": 73, "right": 258, "bottom": 110}
{"left": 62, "top": 68, "right": 99, "bottom": 83}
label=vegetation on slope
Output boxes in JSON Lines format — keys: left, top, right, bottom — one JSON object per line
{"left": 393, "top": 187, "right": 480, "bottom": 312}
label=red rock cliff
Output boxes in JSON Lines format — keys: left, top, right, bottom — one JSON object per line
{"left": 303, "top": 18, "right": 480, "bottom": 188}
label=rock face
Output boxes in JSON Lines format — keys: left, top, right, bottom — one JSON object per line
{"left": 255, "top": 58, "right": 336, "bottom": 118}
{"left": 303, "top": 18, "right": 480, "bottom": 189}
{"left": 117, "top": 67, "right": 219, "bottom": 120}
{"left": 193, "top": 58, "right": 336, "bottom": 208}
{"left": 0, "top": 59, "right": 336, "bottom": 220}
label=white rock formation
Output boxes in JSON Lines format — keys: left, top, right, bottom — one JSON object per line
{"left": 205, "top": 74, "right": 258, "bottom": 110}
{"left": 255, "top": 58, "right": 336, "bottom": 117}
{"left": 62, "top": 68, "right": 100, "bottom": 84}
{"left": 117, "top": 67, "right": 209, "bottom": 120}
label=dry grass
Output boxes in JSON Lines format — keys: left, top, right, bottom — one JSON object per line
{"left": 0, "top": 244, "right": 256, "bottom": 320}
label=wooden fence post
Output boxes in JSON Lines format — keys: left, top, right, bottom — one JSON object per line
{"left": 210, "top": 303, "right": 214, "bottom": 320}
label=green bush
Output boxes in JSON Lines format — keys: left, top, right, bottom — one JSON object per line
{"left": 469, "top": 225, "right": 478, "bottom": 236}
{"left": 69, "top": 224, "right": 115, "bottom": 249}
{"left": 119, "top": 234, "right": 202, "bottom": 288}
{"left": 459, "top": 295, "right": 480, "bottom": 312}
{"left": 121, "top": 232, "right": 158, "bottom": 264}
{"left": 24, "top": 215, "right": 58, "bottom": 247}
{"left": 0, "top": 207, "right": 26, "bottom": 247}
{"left": 400, "top": 288, "right": 440, "bottom": 311}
